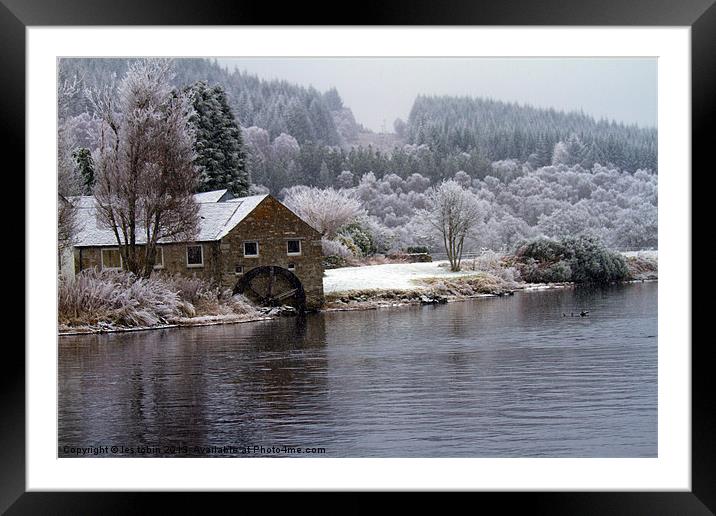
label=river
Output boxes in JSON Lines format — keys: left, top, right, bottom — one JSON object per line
{"left": 58, "top": 281, "right": 657, "bottom": 457}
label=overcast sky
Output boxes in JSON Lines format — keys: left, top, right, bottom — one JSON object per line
{"left": 216, "top": 57, "right": 657, "bottom": 132}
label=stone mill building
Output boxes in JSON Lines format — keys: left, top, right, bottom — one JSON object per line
{"left": 66, "top": 189, "right": 325, "bottom": 310}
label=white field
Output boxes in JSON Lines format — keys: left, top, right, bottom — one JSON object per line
{"left": 622, "top": 250, "right": 658, "bottom": 259}
{"left": 323, "top": 260, "right": 480, "bottom": 293}
{"left": 323, "top": 251, "right": 658, "bottom": 294}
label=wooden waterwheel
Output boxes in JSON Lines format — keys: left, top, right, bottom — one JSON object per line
{"left": 234, "top": 266, "right": 306, "bottom": 310}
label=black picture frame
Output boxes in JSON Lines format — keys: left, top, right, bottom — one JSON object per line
{"left": 4, "top": 0, "right": 711, "bottom": 512}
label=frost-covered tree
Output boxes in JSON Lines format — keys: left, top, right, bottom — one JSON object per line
{"left": 286, "top": 100, "right": 315, "bottom": 144}
{"left": 612, "top": 203, "right": 658, "bottom": 250}
{"left": 58, "top": 130, "right": 83, "bottom": 197}
{"left": 267, "top": 133, "right": 300, "bottom": 193}
{"left": 185, "top": 81, "right": 249, "bottom": 196}
{"left": 453, "top": 170, "right": 472, "bottom": 188}
{"left": 405, "top": 173, "right": 431, "bottom": 193}
{"left": 61, "top": 57, "right": 348, "bottom": 147}
{"left": 551, "top": 141, "right": 571, "bottom": 166}
{"left": 58, "top": 194, "right": 78, "bottom": 261}
{"left": 248, "top": 183, "right": 270, "bottom": 196}
{"left": 405, "top": 95, "right": 657, "bottom": 172}
{"left": 57, "top": 73, "right": 84, "bottom": 197}
{"left": 393, "top": 118, "right": 407, "bottom": 138}
{"left": 319, "top": 161, "right": 331, "bottom": 187}
{"left": 423, "top": 180, "right": 484, "bottom": 271}
{"left": 90, "top": 59, "right": 199, "bottom": 277}
{"left": 335, "top": 170, "right": 355, "bottom": 189}
{"left": 490, "top": 159, "right": 525, "bottom": 183}
{"left": 331, "top": 106, "right": 360, "bottom": 144}
{"left": 323, "top": 87, "right": 343, "bottom": 111}
{"left": 537, "top": 202, "right": 598, "bottom": 240}
{"left": 242, "top": 126, "right": 271, "bottom": 187}
{"left": 282, "top": 186, "right": 365, "bottom": 238}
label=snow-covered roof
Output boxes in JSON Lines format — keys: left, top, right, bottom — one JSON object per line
{"left": 68, "top": 191, "right": 268, "bottom": 247}
{"left": 193, "top": 189, "right": 230, "bottom": 203}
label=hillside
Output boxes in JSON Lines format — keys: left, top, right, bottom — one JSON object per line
{"left": 59, "top": 57, "right": 363, "bottom": 147}
{"left": 406, "top": 95, "right": 657, "bottom": 172}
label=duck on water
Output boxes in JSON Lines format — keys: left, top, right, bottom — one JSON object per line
{"left": 563, "top": 310, "right": 590, "bottom": 317}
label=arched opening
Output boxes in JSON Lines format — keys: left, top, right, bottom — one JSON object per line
{"left": 233, "top": 266, "right": 307, "bottom": 310}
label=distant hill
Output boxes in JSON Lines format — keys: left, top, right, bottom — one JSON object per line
{"left": 58, "top": 59, "right": 657, "bottom": 180}
{"left": 59, "top": 58, "right": 363, "bottom": 147}
{"left": 406, "top": 95, "right": 657, "bottom": 172}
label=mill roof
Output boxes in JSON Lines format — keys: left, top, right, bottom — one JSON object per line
{"left": 68, "top": 191, "right": 270, "bottom": 247}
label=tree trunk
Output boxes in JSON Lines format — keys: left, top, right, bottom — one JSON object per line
{"left": 455, "top": 236, "right": 465, "bottom": 271}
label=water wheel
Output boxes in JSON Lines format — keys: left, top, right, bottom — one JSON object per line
{"left": 234, "top": 266, "right": 306, "bottom": 310}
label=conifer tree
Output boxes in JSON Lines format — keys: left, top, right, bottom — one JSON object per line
{"left": 72, "top": 147, "right": 95, "bottom": 195}
{"left": 185, "top": 81, "right": 249, "bottom": 196}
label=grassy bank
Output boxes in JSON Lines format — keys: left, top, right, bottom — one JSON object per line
{"left": 324, "top": 247, "right": 656, "bottom": 312}
{"left": 623, "top": 254, "right": 658, "bottom": 281}
{"left": 60, "top": 248, "right": 658, "bottom": 331}
{"left": 58, "top": 269, "right": 268, "bottom": 334}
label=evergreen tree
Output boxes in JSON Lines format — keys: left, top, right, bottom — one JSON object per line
{"left": 319, "top": 161, "right": 331, "bottom": 187}
{"left": 323, "top": 87, "right": 343, "bottom": 111}
{"left": 72, "top": 147, "right": 95, "bottom": 194}
{"left": 286, "top": 100, "right": 316, "bottom": 143}
{"left": 529, "top": 134, "right": 553, "bottom": 168}
{"left": 185, "top": 81, "right": 249, "bottom": 196}
{"left": 405, "top": 94, "right": 657, "bottom": 173}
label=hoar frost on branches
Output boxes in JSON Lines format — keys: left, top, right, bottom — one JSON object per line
{"left": 423, "top": 180, "right": 484, "bottom": 271}
{"left": 281, "top": 186, "right": 365, "bottom": 238}
{"left": 89, "top": 59, "right": 199, "bottom": 278}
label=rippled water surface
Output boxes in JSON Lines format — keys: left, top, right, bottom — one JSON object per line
{"left": 59, "top": 282, "right": 657, "bottom": 457}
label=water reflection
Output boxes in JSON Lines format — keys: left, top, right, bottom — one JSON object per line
{"left": 59, "top": 282, "right": 657, "bottom": 457}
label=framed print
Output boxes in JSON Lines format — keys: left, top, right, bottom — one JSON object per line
{"left": 5, "top": 0, "right": 713, "bottom": 512}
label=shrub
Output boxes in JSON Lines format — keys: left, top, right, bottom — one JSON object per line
{"left": 513, "top": 235, "right": 629, "bottom": 284}
{"left": 158, "top": 273, "right": 218, "bottom": 305}
{"left": 338, "top": 221, "right": 375, "bottom": 256}
{"left": 624, "top": 255, "right": 658, "bottom": 280}
{"left": 323, "top": 255, "right": 348, "bottom": 269}
{"left": 321, "top": 238, "right": 354, "bottom": 258}
{"left": 406, "top": 246, "right": 430, "bottom": 254}
{"left": 420, "top": 272, "right": 516, "bottom": 295}
{"left": 59, "top": 268, "right": 259, "bottom": 328}
{"left": 336, "top": 234, "right": 361, "bottom": 257}
{"left": 515, "top": 237, "right": 566, "bottom": 263}
{"left": 520, "top": 259, "right": 572, "bottom": 283}
{"left": 58, "top": 268, "right": 186, "bottom": 327}
{"left": 561, "top": 235, "right": 629, "bottom": 284}
{"left": 227, "top": 294, "right": 258, "bottom": 315}
{"left": 466, "top": 250, "right": 522, "bottom": 282}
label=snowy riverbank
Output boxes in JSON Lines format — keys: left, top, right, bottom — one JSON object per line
{"left": 323, "top": 260, "right": 524, "bottom": 311}
{"left": 59, "top": 252, "right": 657, "bottom": 333}
{"left": 323, "top": 260, "right": 481, "bottom": 293}
{"left": 58, "top": 313, "right": 277, "bottom": 336}
{"left": 323, "top": 252, "right": 657, "bottom": 311}
{"left": 325, "top": 250, "right": 657, "bottom": 295}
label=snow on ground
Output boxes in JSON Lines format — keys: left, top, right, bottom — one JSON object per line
{"left": 323, "top": 260, "right": 480, "bottom": 293}
{"left": 622, "top": 250, "right": 658, "bottom": 259}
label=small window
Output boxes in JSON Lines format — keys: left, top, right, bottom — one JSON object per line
{"left": 287, "top": 239, "right": 302, "bottom": 256}
{"left": 153, "top": 247, "right": 164, "bottom": 269}
{"left": 287, "top": 263, "right": 296, "bottom": 271}
{"left": 235, "top": 265, "right": 243, "bottom": 275}
{"left": 101, "top": 248, "right": 122, "bottom": 270}
{"left": 187, "top": 244, "right": 203, "bottom": 267}
{"left": 244, "top": 241, "right": 259, "bottom": 257}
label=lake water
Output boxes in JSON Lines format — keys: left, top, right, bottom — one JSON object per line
{"left": 58, "top": 282, "right": 657, "bottom": 457}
